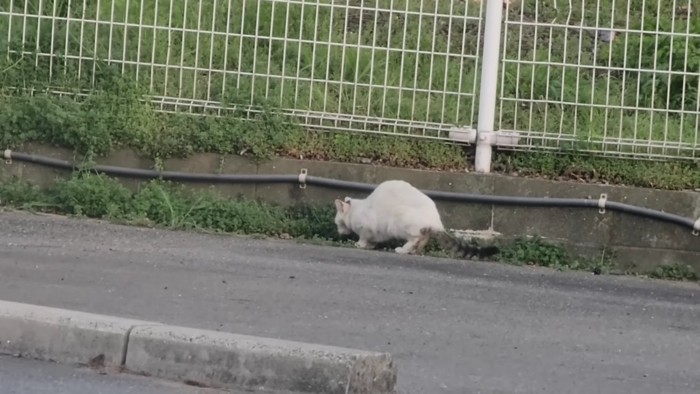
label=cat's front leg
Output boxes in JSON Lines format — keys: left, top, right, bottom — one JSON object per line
{"left": 355, "top": 238, "right": 375, "bottom": 250}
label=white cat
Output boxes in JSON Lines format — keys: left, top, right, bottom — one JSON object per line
{"left": 333, "top": 179, "right": 499, "bottom": 257}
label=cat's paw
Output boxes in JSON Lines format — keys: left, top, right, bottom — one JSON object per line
{"left": 394, "top": 246, "right": 410, "bottom": 254}
{"left": 355, "top": 240, "right": 369, "bottom": 249}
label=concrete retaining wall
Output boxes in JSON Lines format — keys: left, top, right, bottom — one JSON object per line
{"left": 2, "top": 143, "right": 699, "bottom": 272}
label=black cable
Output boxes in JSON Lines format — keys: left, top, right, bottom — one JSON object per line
{"left": 5, "top": 150, "right": 699, "bottom": 233}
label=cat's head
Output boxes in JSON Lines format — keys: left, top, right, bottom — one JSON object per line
{"left": 333, "top": 198, "right": 353, "bottom": 235}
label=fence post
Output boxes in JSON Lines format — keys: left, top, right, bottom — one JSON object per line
{"left": 475, "top": 0, "right": 505, "bottom": 173}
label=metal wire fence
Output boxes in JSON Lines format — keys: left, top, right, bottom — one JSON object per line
{"left": 1, "top": 0, "right": 698, "bottom": 160}
{"left": 498, "top": 0, "right": 699, "bottom": 159}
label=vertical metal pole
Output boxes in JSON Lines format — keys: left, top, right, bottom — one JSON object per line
{"left": 475, "top": 0, "right": 504, "bottom": 173}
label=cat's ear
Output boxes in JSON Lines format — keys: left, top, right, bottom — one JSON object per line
{"left": 335, "top": 199, "right": 350, "bottom": 213}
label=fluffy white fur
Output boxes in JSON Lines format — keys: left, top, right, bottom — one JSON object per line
{"left": 333, "top": 180, "right": 445, "bottom": 254}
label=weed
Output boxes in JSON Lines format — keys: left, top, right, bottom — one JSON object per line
{"left": 0, "top": 69, "right": 469, "bottom": 170}
{"left": 496, "top": 237, "right": 570, "bottom": 268}
{"left": 51, "top": 171, "right": 133, "bottom": 218}
{"left": 492, "top": 150, "right": 700, "bottom": 190}
{"left": 130, "top": 181, "right": 198, "bottom": 228}
{"left": 184, "top": 192, "right": 290, "bottom": 235}
{"left": 0, "top": 180, "right": 53, "bottom": 211}
{"left": 285, "top": 204, "right": 340, "bottom": 240}
{"left": 0, "top": 79, "right": 698, "bottom": 189}
{"left": 648, "top": 264, "right": 698, "bottom": 282}
{"left": 495, "top": 237, "right": 614, "bottom": 274}
{"left": 0, "top": 173, "right": 345, "bottom": 241}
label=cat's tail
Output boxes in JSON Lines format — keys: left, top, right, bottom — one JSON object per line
{"left": 426, "top": 228, "right": 500, "bottom": 259}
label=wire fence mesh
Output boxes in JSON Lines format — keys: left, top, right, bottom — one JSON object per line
{"left": 1, "top": 0, "right": 487, "bottom": 140}
{"left": 498, "top": 0, "right": 699, "bottom": 159}
{"left": 1, "top": 0, "right": 698, "bottom": 159}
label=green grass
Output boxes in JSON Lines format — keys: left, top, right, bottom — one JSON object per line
{"left": 647, "top": 263, "right": 698, "bottom": 282}
{"left": 0, "top": 78, "right": 698, "bottom": 189}
{"left": 2, "top": 0, "right": 699, "bottom": 157}
{"left": 495, "top": 236, "right": 615, "bottom": 274}
{"left": 1, "top": 0, "right": 699, "bottom": 190}
{"left": 0, "top": 172, "right": 344, "bottom": 240}
{"left": 0, "top": 81, "right": 469, "bottom": 169}
{"left": 492, "top": 151, "right": 700, "bottom": 190}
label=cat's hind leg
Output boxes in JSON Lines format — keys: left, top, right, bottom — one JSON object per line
{"left": 395, "top": 237, "right": 420, "bottom": 254}
{"left": 412, "top": 228, "right": 432, "bottom": 255}
{"left": 397, "top": 228, "right": 433, "bottom": 255}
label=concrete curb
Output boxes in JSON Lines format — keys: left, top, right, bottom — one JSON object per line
{"left": 0, "top": 299, "right": 146, "bottom": 368}
{"left": 0, "top": 300, "right": 397, "bottom": 393}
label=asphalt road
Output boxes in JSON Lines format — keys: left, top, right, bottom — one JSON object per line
{"left": 0, "top": 355, "right": 226, "bottom": 394}
{"left": 0, "top": 211, "right": 698, "bottom": 394}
